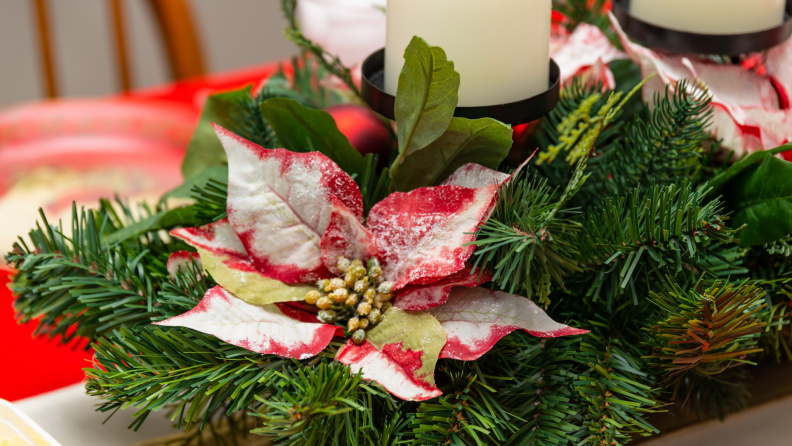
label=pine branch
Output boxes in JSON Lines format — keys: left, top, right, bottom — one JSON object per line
{"left": 584, "top": 82, "right": 712, "bottom": 201}
{"left": 190, "top": 179, "right": 228, "bottom": 224}
{"left": 644, "top": 278, "right": 767, "bottom": 397}
{"left": 280, "top": 0, "right": 361, "bottom": 100}
{"left": 407, "top": 364, "right": 518, "bottom": 446}
{"left": 6, "top": 202, "right": 175, "bottom": 345}
{"left": 574, "top": 179, "right": 742, "bottom": 304}
{"left": 470, "top": 172, "right": 582, "bottom": 308}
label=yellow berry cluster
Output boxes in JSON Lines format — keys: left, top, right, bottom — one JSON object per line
{"left": 304, "top": 257, "right": 393, "bottom": 345}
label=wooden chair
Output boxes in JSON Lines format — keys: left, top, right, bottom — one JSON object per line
{"left": 32, "top": 0, "right": 206, "bottom": 98}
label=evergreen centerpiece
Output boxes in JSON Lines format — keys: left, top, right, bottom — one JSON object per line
{"left": 6, "top": 1, "right": 792, "bottom": 445}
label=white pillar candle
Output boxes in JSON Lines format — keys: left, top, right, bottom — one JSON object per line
{"left": 630, "top": 0, "right": 786, "bottom": 35}
{"left": 385, "top": 0, "right": 551, "bottom": 107}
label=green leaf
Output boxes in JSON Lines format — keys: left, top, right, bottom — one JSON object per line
{"left": 391, "top": 36, "right": 460, "bottom": 178}
{"left": 181, "top": 86, "right": 253, "bottom": 179}
{"left": 706, "top": 144, "right": 792, "bottom": 196}
{"left": 101, "top": 206, "right": 203, "bottom": 247}
{"left": 727, "top": 155, "right": 792, "bottom": 246}
{"left": 259, "top": 97, "right": 367, "bottom": 179}
{"left": 101, "top": 212, "right": 165, "bottom": 246}
{"left": 393, "top": 117, "right": 512, "bottom": 191}
{"left": 160, "top": 165, "right": 228, "bottom": 201}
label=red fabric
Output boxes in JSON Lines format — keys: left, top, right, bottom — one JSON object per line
{"left": 130, "top": 61, "right": 284, "bottom": 110}
{"left": 0, "top": 269, "right": 94, "bottom": 401}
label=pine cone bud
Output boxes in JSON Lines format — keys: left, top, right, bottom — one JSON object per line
{"left": 347, "top": 317, "right": 360, "bottom": 332}
{"left": 352, "top": 329, "right": 367, "bottom": 345}
{"left": 353, "top": 277, "right": 370, "bottom": 293}
{"left": 357, "top": 301, "right": 372, "bottom": 315}
{"left": 305, "top": 290, "right": 322, "bottom": 305}
{"left": 377, "top": 281, "right": 394, "bottom": 294}
{"left": 359, "top": 317, "right": 370, "bottom": 329}
{"left": 327, "top": 278, "right": 346, "bottom": 291}
{"left": 332, "top": 288, "right": 349, "bottom": 303}
{"left": 346, "top": 293, "right": 359, "bottom": 307}
{"left": 318, "top": 310, "right": 337, "bottom": 323}
{"left": 337, "top": 257, "right": 351, "bottom": 273}
{"left": 316, "top": 296, "right": 333, "bottom": 310}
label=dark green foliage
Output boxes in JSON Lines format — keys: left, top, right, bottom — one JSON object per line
{"left": 226, "top": 53, "right": 340, "bottom": 150}
{"left": 575, "top": 180, "right": 741, "bottom": 303}
{"left": 190, "top": 178, "right": 228, "bottom": 224}
{"left": 585, "top": 83, "right": 711, "bottom": 200}
{"left": 470, "top": 171, "right": 582, "bottom": 308}
{"left": 644, "top": 278, "right": 766, "bottom": 395}
{"left": 6, "top": 202, "right": 174, "bottom": 345}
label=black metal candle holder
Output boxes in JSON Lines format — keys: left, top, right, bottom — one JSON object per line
{"left": 613, "top": 0, "right": 792, "bottom": 55}
{"left": 361, "top": 49, "right": 561, "bottom": 126}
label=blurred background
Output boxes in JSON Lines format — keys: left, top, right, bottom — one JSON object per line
{"left": 0, "top": 0, "right": 295, "bottom": 106}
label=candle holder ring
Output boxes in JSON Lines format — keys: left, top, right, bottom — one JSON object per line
{"left": 613, "top": 0, "right": 792, "bottom": 55}
{"left": 361, "top": 49, "right": 561, "bottom": 126}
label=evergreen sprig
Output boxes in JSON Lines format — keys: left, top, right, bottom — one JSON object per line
{"left": 280, "top": 0, "right": 362, "bottom": 100}
{"left": 584, "top": 82, "right": 712, "bottom": 200}
{"left": 575, "top": 180, "right": 742, "bottom": 303}
{"left": 470, "top": 173, "right": 582, "bottom": 308}
{"left": 6, "top": 202, "right": 173, "bottom": 345}
{"left": 644, "top": 278, "right": 767, "bottom": 396}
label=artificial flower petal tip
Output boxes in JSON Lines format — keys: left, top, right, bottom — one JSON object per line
{"left": 156, "top": 286, "right": 337, "bottom": 360}
{"left": 166, "top": 251, "right": 202, "bottom": 278}
{"left": 429, "top": 288, "right": 589, "bottom": 361}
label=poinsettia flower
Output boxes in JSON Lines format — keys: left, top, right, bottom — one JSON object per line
{"left": 609, "top": 12, "right": 792, "bottom": 157}
{"left": 551, "top": 22, "right": 627, "bottom": 90}
{"left": 156, "top": 125, "right": 587, "bottom": 401}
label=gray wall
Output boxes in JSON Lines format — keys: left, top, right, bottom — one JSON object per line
{"left": 0, "top": 0, "right": 297, "bottom": 106}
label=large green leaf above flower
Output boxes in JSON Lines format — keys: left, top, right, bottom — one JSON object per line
{"left": 389, "top": 36, "right": 513, "bottom": 191}
{"left": 157, "top": 126, "right": 587, "bottom": 401}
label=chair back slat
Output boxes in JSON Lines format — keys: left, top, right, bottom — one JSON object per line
{"left": 146, "top": 0, "right": 206, "bottom": 81}
{"left": 109, "top": 0, "right": 133, "bottom": 92}
{"left": 32, "top": 0, "right": 58, "bottom": 98}
{"left": 30, "top": 0, "right": 205, "bottom": 99}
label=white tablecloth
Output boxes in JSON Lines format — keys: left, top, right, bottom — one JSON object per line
{"left": 14, "top": 384, "right": 175, "bottom": 446}
{"left": 13, "top": 383, "right": 792, "bottom": 445}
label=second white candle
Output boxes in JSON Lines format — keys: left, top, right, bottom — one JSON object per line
{"left": 385, "top": 0, "right": 551, "bottom": 107}
{"left": 630, "top": 0, "right": 786, "bottom": 35}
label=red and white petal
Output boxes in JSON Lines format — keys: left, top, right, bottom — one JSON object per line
{"left": 171, "top": 219, "right": 247, "bottom": 258}
{"left": 320, "top": 197, "right": 381, "bottom": 275}
{"left": 166, "top": 251, "right": 202, "bottom": 278}
{"left": 367, "top": 185, "right": 499, "bottom": 290}
{"left": 441, "top": 163, "right": 510, "bottom": 189}
{"left": 156, "top": 286, "right": 336, "bottom": 359}
{"left": 610, "top": 12, "right": 785, "bottom": 156}
{"left": 336, "top": 341, "right": 442, "bottom": 401}
{"left": 393, "top": 267, "right": 491, "bottom": 311}
{"left": 550, "top": 23, "right": 626, "bottom": 87}
{"left": 216, "top": 124, "right": 363, "bottom": 283}
{"left": 765, "top": 35, "right": 792, "bottom": 103}
{"left": 335, "top": 307, "right": 447, "bottom": 401}
{"left": 428, "top": 287, "right": 589, "bottom": 361}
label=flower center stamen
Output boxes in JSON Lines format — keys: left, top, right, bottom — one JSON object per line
{"left": 304, "top": 256, "right": 393, "bottom": 345}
